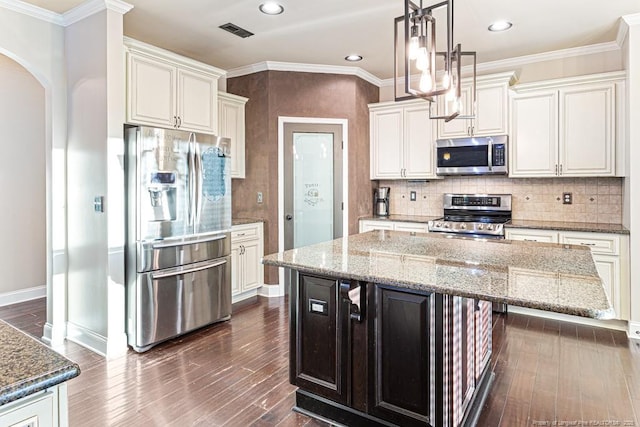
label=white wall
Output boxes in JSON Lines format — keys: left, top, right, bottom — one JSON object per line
{"left": 65, "top": 7, "right": 128, "bottom": 357}
{"left": 0, "top": 5, "right": 67, "bottom": 345}
{"left": 0, "top": 55, "right": 45, "bottom": 297}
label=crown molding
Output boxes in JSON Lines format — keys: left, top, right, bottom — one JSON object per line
{"left": 619, "top": 13, "right": 640, "bottom": 46}
{"left": 226, "top": 61, "right": 383, "bottom": 87}
{"left": 63, "top": 0, "right": 133, "bottom": 26}
{"left": 0, "top": 0, "right": 63, "bottom": 25}
{"left": 510, "top": 70, "right": 626, "bottom": 93}
{"left": 380, "top": 41, "right": 620, "bottom": 87}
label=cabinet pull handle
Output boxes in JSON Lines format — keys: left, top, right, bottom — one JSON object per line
{"left": 173, "top": 116, "right": 178, "bottom": 128}
{"left": 580, "top": 243, "right": 597, "bottom": 246}
{"left": 177, "top": 116, "right": 182, "bottom": 128}
{"left": 523, "top": 239, "right": 537, "bottom": 242}
{"left": 555, "top": 164, "right": 558, "bottom": 175}
{"left": 340, "top": 280, "right": 364, "bottom": 322}
{"left": 236, "top": 233, "right": 245, "bottom": 236}
{"left": 560, "top": 164, "right": 563, "bottom": 175}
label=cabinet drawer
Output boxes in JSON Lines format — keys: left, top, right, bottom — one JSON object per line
{"left": 505, "top": 229, "right": 558, "bottom": 243}
{"left": 231, "top": 224, "right": 259, "bottom": 240}
{"left": 393, "top": 223, "right": 428, "bottom": 233}
{"left": 560, "top": 232, "right": 619, "bottom": 255}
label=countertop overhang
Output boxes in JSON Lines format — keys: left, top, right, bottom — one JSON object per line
{"left": 0, "top": 321, "right": 80, "bottom": 406}
{"left": 263, "top": 230, "right": 614, "bottom": 319}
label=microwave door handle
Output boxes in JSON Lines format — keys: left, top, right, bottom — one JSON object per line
{"left": 487, "top": 139, "right": 493, "bottom": 171}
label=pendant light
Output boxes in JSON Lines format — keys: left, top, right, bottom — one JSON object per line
{"left": 395, "top": 0, "right": 477, "bottom": 122}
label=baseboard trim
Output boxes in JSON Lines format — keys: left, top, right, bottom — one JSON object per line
{"left": 66, "top": 322, "right": 108, "bottom": 357}
{"left": 0, "top": 285, "right": 46, "bottom": 307}
{"left": 232, "top": 288, "right": 259, "bottom": 304}
{"left": 508, "top": 306, "right": 628, "bottom": 332}
{"left": 628, "top": 321, "right": 640, "bottom": 340}
{"left": 259, "top": 284, "right": 283, "bottom": 298}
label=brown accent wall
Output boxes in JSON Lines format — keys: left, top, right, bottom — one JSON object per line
{"left": 228, "top": 71, "right": 379, "bottom": 284}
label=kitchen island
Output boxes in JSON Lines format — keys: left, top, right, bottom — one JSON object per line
{"left": 0, "top": 320, "right": 80, "bottom": 426}
{"left": 262, "top": 230, "right": 613, "bottom": 427}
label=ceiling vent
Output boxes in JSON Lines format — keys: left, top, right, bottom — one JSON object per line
{"left": 219, "top": 23, "right": 254, "bottom": 38}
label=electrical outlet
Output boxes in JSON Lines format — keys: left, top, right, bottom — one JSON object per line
{"left": 257, "top": 192, "right": 263, "bottom": 204}
{"left": 410, "top": 191, "right": 416, "bottom": 201}
{"left": 563, "top": 192, "right": 572, "bottom": 204}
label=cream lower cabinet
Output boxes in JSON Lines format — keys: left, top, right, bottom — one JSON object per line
{"left": 509, "top": 71, "right": 625, "bottom": 178}
{"left": 506, "top": 228, "right": 629, "bottom": 320}
{"left": 369, "top": 100, "right": 437, "bottom": 179}
{"left": 0, "top": 384, "right": 68, "bottom": 427}
{"left": 231, "top": 222, "right": 264, "bottom": 303}
{"left": 125, "top": 37, "right": 225, "bottom": 134}
{"left": 359, "top": 219, "right": 428, "bottom": 234}
{"left": 218, "top": 92, "right": 248, "bottom": 179}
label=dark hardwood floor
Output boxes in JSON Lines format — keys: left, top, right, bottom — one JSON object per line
{"left": 1, "top": 297, "right": 639, "bottom": 426}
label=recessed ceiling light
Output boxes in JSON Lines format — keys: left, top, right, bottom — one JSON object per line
{"left": 259, "top": 2, "right": 284, "bottom": 15}
{"left": 345, "top": 54, "right": 363, "bottom": 62}
{"left": 488, "top": 21, "right": 512, "bottom": 32}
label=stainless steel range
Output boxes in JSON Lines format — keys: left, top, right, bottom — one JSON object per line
{"left": 428, "top": 193, "right": 512, "bottom": 239}
{"left": 428, "top": 193, "right": 512, "bottom": 313}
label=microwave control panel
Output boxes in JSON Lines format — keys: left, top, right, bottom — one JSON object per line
{"left": 492, "top": 144, "right": 506, "bottom": 166}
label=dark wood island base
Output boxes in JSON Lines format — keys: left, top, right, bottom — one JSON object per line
{"left": 288, "top": 270, "right": 495, "bottom": 427}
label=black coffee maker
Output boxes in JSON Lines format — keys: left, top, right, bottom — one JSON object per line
{"left": 374, "top": 187, "right": 390, "bottom": 217}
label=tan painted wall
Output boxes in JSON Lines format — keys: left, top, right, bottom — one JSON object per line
{"left": 0, "top": 55, "right": 45, "bottom": 295}
{"left": 228, "top": 71, "right": 379, "bottom": 284}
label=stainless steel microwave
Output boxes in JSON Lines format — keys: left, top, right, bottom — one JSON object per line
{"left": 436, "top": 135, "right": 508, "bottom": 176}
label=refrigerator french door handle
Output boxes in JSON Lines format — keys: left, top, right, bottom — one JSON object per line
{"left": 193, "top": 134, "right": 203, "bottom": 227}
{"left": 187, "top": 133, "right": 196, "bottom": 228}
{"left": 151, "top": 258, "right": 227, "bottom": 280}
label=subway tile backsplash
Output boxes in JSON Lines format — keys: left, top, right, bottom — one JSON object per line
{"left": 379, "top": 177, "right": 623, "bottom": 224}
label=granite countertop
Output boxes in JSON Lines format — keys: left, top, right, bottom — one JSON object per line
{"left": 360, "top": 214, "right": 441, "bottom": 224}
{"left": 263, "top": 231, "right": 614, "bottom": 319}
{"left": 232, "top": 218, "right": 265, "bottom": 226}
{"left": 507, "top": 219, "right": 629, "bottom": 235}
{"left": 360, "top": 215, "right": 629, "bottom": 235}
{"left": 0, "top": 321, "right": 80, "bottom": 406}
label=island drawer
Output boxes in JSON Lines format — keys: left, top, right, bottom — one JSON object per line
{"left": 560, "top": 232, "right": 619, "bottom": 255}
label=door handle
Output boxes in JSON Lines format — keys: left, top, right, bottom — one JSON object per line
{"left": 285, "top": 214, "right": 293, "bottom": 221}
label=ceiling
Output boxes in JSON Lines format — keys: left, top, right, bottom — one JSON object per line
{"left": 20, "top": 0, "right": 640, "bottom": 80}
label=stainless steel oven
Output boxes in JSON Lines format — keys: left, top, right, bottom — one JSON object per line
{"left": 428, "top": 193, "right": 512, "bottom": 313}
{"left": 436, "top": 135, "right": 508, "bottom": 176}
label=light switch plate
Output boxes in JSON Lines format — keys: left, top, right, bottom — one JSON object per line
{"left": 257, "top": 192, "right": 263, "bottom": 204}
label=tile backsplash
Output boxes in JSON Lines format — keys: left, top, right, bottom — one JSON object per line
{"left": 378, "top": 177, "right": 623, "bottom": 224}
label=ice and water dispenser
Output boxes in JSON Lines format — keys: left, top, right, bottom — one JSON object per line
{"left": 147, "top": 171, "right": 177, "bottom": 221}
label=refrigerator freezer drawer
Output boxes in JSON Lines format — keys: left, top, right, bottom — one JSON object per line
{"left": 137, "top": 232, "right": 230, "bottom": 273}
{"left": 129, "top": 256, "right": 231, "bottom": 352}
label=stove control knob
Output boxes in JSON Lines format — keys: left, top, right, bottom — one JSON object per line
{"left": 460, "top": 223, "right": 466, "bottom": 229}
{"left": 486, "top": 224, "right": 493, "bottom": 230}
{"left": 444, "top": 223, "right": 450, "bottom": 228}
{"left": 477, "top": 224, "right": 484, "bottom": 230}
{"left": 436, "top": 222, "right": 442, "bottom": 228}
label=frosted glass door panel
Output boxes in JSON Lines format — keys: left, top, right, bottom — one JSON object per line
{"left": 293, "top": 132, "right": 334, "bottom": 247}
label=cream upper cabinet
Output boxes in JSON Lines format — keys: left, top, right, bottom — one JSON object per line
{"left": 125, "top": 37, "right": 225, "bottom": 134}
{"left": 437, "top": 72, "right": 515, "bottom": 139}
{"left": 218, "top": 92, "right": 248, "bottom": 179}
{"left": 370, "top": 99, "right": 436, "bottom": 179}
{"left": 509, "top": 71, "right": 625, "bottom": 178}
{"left": 510, "top": 90, "right": 559, "bottom": 177}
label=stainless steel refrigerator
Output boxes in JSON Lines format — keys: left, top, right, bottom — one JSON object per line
{"left": 124, "top": 125, "right": 232, "bottom": 352}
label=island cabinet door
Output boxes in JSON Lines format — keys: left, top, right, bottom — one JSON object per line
{"left": 291, "top": 274, "right": 350, "bottom": 405}
{"left": 368, "top": 285, "right": 434, "bottom": 427}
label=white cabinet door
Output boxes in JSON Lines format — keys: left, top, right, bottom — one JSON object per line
{"left": 177, "top": 68, "right": 217, "bottom": 134}
{"left": 404, "top": 105, "right": 434, "bottom": 178}
{"left": 230, "top": 243, "right": 242, "bottom": 295}
{"left": 437, "top": 85, "right": 473, "bottom": 138}
{"left": 559, "top": 83, "right": 614, "bottom": 176}
{"left": 505, "top": 229, "right": 559, "bottom": 243}
{"left": 474, "top": 83, "right": 508, "bottom": 136}
{"left": 127, "top": 54, "right": 176, "bottom": 128}
{"left": 509, "top": 91, "right": 559, "bottom": 177}
{"left": 359, "top": 220, "right": 394, "bottom": 232}
{"left": 218, "top": 93, "right": 247, "bottom": 179}
{"left": 371, "top": 109, "right": 403, "bottom": 179}
{"left": 241, "top": 239, "right": 261, "bottom": 292}
{"left": 393, "top": 222, "right": 429, "bottom": 233}
{"left": 593, "top": 256, "right": 620, "bottom": 319}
